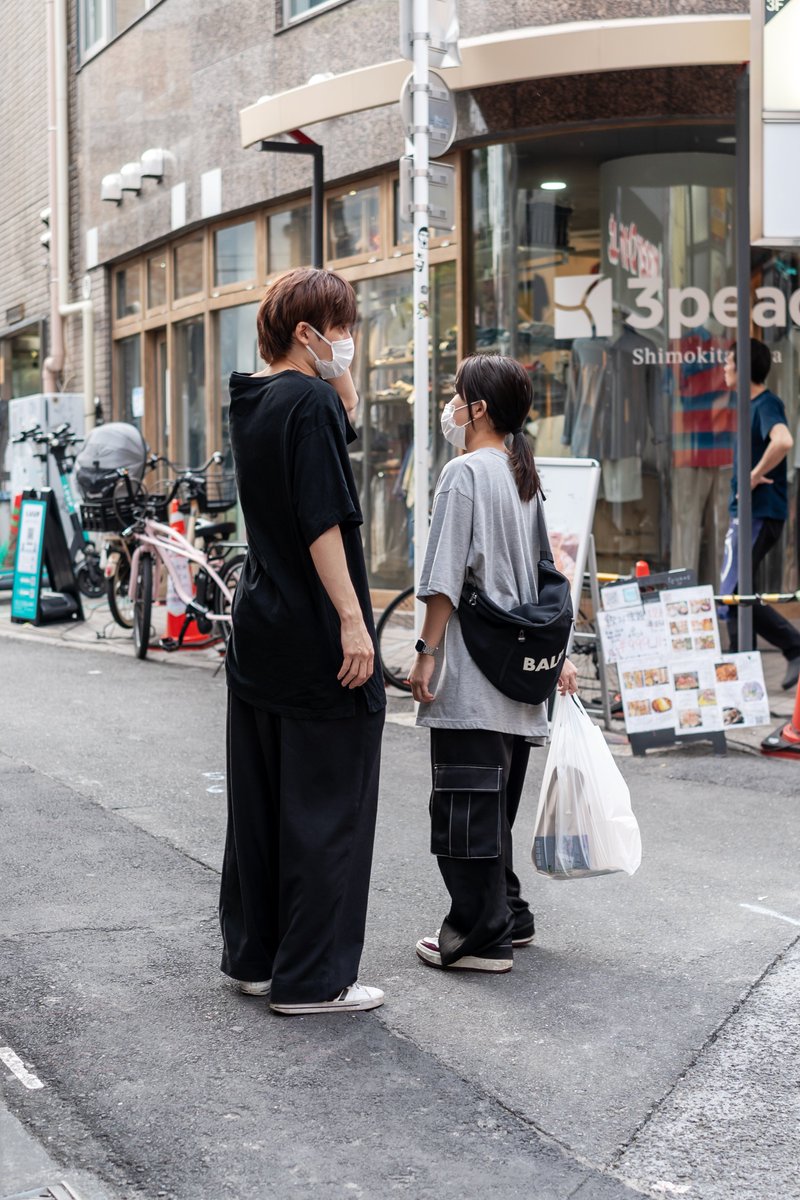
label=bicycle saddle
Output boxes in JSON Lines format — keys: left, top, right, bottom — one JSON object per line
{"left": 195, "top": 519, "right": 236, "bottom": 542}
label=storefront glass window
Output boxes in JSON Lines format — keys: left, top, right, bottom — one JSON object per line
{"left": 147, "top": 252, "right": 167, "bottom": 309}
{"left": 117, "top": 334, "right": 142, "bottom": 431}
{"left": 752, "top": 250, "right": 800, "bottom": 590}
{"left": 173, "top": 317, "right": 205, "bottom": 467}
{"left": 116, "top": 264, "right": 141, "bottom": 319}
{"left": 214, "top": 222, "right": 256, "bottom": 287}
{"left": 267, "top": 205, "right": 312, "bottom": 275}
{"left": 470, "top": 126, "right": 746, "bottom": 586}
{"left": 173, "top": 234, "right": 204, "bottom": 300}
{"left": 350, "top": 261, "right": 457, "bottom": 588}
{"left": 327, "top": 187, "right": 381, "bottom": 261}
{"left": 216, "top": 303, "right": 259, "bottom": 469}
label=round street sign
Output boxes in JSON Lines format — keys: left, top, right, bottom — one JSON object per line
{"left": 400, "top": 70, "right": 457, "bottom": 158}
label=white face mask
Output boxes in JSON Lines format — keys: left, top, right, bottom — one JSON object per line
{"left": 440, "top": 398, "right": 472, "bottom": 449}
{"left": 305, "top": 325, "right": 355, "bottom": 380}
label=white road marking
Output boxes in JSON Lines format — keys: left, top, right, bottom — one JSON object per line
{"left": 740, "top": 903, "right": 800, "bottom": 927}
{"left": 0, "top": 1046, "right": 44, "bottom": 1090}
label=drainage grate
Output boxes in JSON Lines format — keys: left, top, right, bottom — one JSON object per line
{"left": 1, "top": 1184, "right": 82, "bottom": 1200}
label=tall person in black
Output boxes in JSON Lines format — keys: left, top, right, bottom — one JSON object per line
{"left": 220, "top": 268, "right": 386, "bottom": 1015}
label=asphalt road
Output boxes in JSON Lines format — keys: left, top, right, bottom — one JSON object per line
{"left": 1, "top": 634, "right": 799, "bottom": 1200}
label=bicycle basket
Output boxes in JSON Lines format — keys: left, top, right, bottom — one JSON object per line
{"left": 194, "top": 472, "right": 238, "bottom": 515}
{"left": 81, "top": 489, "right": 169, "bottom": 534}
{"left": 81, "top": 495, "right": 137, "bottom": 534}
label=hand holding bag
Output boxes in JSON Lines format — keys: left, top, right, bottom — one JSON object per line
{"left": 532, "top": 693, "right": 642, "bottom": 879}
{"left": 457, "top": 499, "right": 573, "bottom": 706}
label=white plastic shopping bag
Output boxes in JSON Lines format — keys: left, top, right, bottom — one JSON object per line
{"left": 532, "top": 694, "right": 642, "bottom": 879}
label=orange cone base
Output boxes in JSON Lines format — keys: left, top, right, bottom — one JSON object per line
{"left": 165, "top": 608, "right": 210, "bottom": 646}
{"left": 760, "top": 720, "right": 800, "bottom": 758}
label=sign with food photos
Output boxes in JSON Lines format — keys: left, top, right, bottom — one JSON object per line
{"left": 605, "top": 584, "right": 771, "bottom": 736}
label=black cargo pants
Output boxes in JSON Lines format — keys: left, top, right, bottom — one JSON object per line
{"left": 429, "top": 728, "right": 534, "bottom": 966}
{"left": 220, "top": 689, "right": 384, "bottom": 1005}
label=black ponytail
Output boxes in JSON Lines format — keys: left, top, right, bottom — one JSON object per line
{"left": 454, "top": 354, "right": 540, "bottom": 502}
{"left": 507, "top": 427, "right": 540, "bottom": 503}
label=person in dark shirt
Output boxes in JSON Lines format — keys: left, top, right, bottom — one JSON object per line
{"left": 722, "top": 338, "right": 800, "bottom": 689}
{"left": 220, "top": 267, "right": 386, "bottom": 1015}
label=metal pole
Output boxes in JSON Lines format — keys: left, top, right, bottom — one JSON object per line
{"left": 312, "top": 145, "right": 323, "bottom": 269}
{"left": 736, "top": 69, "right": 753, "bottom": 652}
{"left": 412, "top": 0, "right": 430, "bottom": 623}
{"left": 259, "top": 139, "right": 324, "bottom": 268}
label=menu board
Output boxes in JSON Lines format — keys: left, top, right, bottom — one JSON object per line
{"left": 660, "top": 586, "right": 722, "bottom": 656}
{"left": 604, "top": 583, "right": 771, "bottom": 737}
{"left": 670, "top": 654, "right": 770, "bottom": 732}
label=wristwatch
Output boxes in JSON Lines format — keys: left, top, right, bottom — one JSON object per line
{"left": 415, "top": 638, "right": 438, "bottom": 656}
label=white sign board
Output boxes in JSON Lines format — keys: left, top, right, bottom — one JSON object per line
{"left": 400, "top": 70, "right": 457, "bottom": 157}
{"left": 535, "top": 457, "right": 601, "bottom": 619}
{"left": 751, "top": 0, "right": 800, "bottom": 244}
{"left": 398, "top": 156, "right": 456, "bottom": 231}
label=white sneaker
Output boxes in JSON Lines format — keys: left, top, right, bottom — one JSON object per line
{"left": 235, "top": 978, "right": 272, "bottom": 996}
{"left": 270, "top": 982, "right": 384, "bottom": 1015}
{"left": 415, "top": 934, "right": 512, "bottom": 973}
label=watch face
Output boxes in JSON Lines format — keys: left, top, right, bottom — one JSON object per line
{"left": 415, "top": 639, "right": 426, "bottom": 654}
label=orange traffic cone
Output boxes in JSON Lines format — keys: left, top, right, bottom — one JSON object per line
{"left": 164, "top": 500, "right": 209, "bottom": 647}
{"left": 761, "top": 670, "right": 800, "bottom": 759}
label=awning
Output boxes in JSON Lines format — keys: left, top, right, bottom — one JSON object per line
{"left": 240, "top": 14, "right": 749, "bottom": 148}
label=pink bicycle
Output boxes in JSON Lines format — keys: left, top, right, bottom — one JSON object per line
{"left": 118, "top": 456, "right": 244, "bottom": 660}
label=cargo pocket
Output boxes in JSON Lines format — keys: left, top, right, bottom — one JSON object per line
{"left": 430, "top": 764, "right": 503, "bottom": 859}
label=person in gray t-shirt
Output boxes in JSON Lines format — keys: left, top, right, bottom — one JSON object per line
{"left": 408, "top": 354, "right": 578, "bottom": 976}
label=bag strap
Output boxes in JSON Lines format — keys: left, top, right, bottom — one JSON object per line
{"left": 537, "top": 496, "right": 554, "bottom": 564}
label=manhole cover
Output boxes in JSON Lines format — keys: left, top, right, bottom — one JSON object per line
{"left": 1, "top": 1184, "right": 82, "bottom": 1200}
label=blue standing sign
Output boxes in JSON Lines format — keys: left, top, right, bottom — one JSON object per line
{"left": 11, "top": 498, "right": 48, "bottom": 622}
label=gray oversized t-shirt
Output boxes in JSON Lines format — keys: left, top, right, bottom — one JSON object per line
{"left": 416, "top": 447, "right": 550, "bottom": 737}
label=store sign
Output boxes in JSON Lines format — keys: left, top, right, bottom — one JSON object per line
{"left": 607, "top": 215, "right": 661, "bottom": 280}
{"left": 554, "top": 272, "right": 800, "bottom": 344}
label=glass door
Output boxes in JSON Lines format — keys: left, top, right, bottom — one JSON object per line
{"left": 145, "top": 329, "right": 169, "bottom": 459}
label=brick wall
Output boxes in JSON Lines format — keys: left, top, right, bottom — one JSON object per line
{"left": 0, "top": 5, "right": 50, "bottom": 336}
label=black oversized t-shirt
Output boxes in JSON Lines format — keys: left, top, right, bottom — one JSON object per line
{"left": 225, "top": 370, "right": 386, "bottom": 719}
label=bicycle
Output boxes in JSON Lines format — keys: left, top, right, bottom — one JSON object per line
{"left": 115, "top": 455, "right": 244, "bottom": 660}
{"left": 12, "top": 422, "right": 104, "bottom": 598}
{"left": 376, "top": 584, "right": 415, "bottom": 693}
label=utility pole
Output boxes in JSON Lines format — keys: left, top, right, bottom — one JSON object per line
{"left": 735, "top": 68, "right": 753, "bottom": 651}
{"left": 412, "top": 0, "right": 430, "bottom": 614}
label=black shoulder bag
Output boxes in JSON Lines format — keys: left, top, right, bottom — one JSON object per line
{"left": 457, "top": 498, "right": 573, "bottom": 705}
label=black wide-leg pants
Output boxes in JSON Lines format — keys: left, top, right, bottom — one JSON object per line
{"left": 429, "top": 728, "right": 534, "bottom": 967}
{"left": 220, "top": 689, "right": 384, "bottom": 1005}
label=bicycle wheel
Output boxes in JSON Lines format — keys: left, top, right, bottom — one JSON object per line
{"left": 107, "top": 552, "right": 134, "bottom": 629}
{"left": 211, "top": 552, "right": 245, "bottom": 645}
{"left": 376, "top": 585, "right": 415, "bottom": 692}
{"left": 571, "top": 607, "right": 602, "bottom": 706}
{"left": 133, "top": 552, "right": 153, "bottom": 660}
{"left": 76, "top": 545, "right": 105, "bottom": 599}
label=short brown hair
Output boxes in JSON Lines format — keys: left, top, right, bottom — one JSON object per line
{"left": 256, "top": 267, "right": 358, "bottom": 363}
